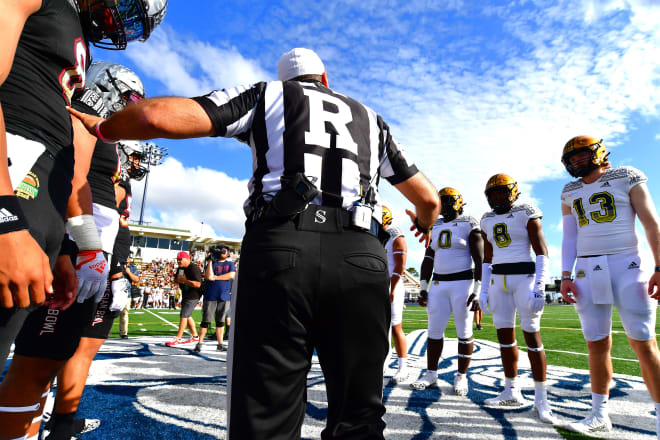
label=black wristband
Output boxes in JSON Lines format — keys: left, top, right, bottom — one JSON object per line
{"left": 59, "top": 234, "right": 78, "bottom": 256}
{"left": 655, "top": 266, "right": 660, "bottom": 273}
{"left": 0, "top": 196, "right": 29, "bottom": 235}
{"left": 414, "top": 217, "right": 431, "bottom": 234}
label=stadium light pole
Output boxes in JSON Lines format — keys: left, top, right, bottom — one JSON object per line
{"left": 138, "top": 143, "right": 168, "bottom": 225}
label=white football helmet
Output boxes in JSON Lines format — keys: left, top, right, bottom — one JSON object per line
{"left": 118, "top": 140, "right": 148, "bottom": 181}
{"left": 87, "top": 62, "right": 145, "bottom": 113}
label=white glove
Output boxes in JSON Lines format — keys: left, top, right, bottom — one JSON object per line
{"left": 110, "top": 277, "right": 130, "bottom": 312}
{"left": 528, "top": 285, "right": 545, "bottom": 313}
{"left": 479, "top": 290, "right": 490, "bottom": 314}
{"left": 75, "top": 250, "right": 109, "bottom": 303}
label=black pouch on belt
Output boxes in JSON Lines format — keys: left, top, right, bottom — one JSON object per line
{"left": 270, "top": 173, "right": 319, "bottom": 217}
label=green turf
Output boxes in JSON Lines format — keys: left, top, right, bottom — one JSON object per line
{"left": 111, "top": 304, "right": 659, "bottom": 377}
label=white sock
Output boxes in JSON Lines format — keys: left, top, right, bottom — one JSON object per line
{"left": 592, "top": 392, "right": 609, "bottom": 418}
{"left": 504, "top": 376, "right": 518, "bottom": 390}
{"left": 455, "top": 371, "right": 465, "bottom": 379}
{"left": 534, "top": 381, "right": 547, "bottom": 402}
{"left": 397, "top": 357, "right": 407, "bottom": 370}
{"left": 427, "top": 370, "right": 438, "bottom": 379}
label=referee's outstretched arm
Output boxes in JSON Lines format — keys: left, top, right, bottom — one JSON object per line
{"left": 395, "top": 172, "right": 441, "bottom": 236}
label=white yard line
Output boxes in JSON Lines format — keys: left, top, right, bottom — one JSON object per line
{"left": 144, "top": 308, "right": 190, "bottom": 336}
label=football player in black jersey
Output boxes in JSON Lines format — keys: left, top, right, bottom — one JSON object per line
{"left": 44, "top": 64, "right": 148, "bottom": 440}
{"left": 0, "top": 2, "right": 166, "bottom": 439}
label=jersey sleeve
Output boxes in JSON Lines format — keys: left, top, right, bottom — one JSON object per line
{"left": 388, "top": 225, "right": 405, "bottom": 239}
{"left": 71, "top": 88, "right": 109, "bottom": 118}
{"left": 375, "top": 115, "right": 418, "bottom": 185}
{"left": 521, "top": 203, "right": 542, "bottom": 221}
{"left": 192, "top": 82, "right": 267, "bottom": 139}
{"left": 468, "top": 216, "right": 480, "bottom": 232}
{"left": 624, "top": 166, "right": 648, "bottom": 192}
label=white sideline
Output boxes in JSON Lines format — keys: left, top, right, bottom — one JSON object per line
{"left": 144, "top": 309, "right": 191, "bottom": 336}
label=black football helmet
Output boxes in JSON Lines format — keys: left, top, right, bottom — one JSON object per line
{"left": 80, "top": 0, "right": 168, "bottom": 50}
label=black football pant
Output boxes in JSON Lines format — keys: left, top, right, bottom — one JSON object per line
{"left": 228, "top": 217, "right": 390, "bottom": 440}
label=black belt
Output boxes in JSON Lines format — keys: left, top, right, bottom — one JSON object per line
{"left": 577, "top": 254, "right": 604, "bottom": 258}
{"left": 432, "top": 269, "right": 474, "bottom": 281}
{"left": 248, "top": 203, "right": 382, "bottom": 238}
{"left": 491, "top": 262, "right": 535, "bottom": 275}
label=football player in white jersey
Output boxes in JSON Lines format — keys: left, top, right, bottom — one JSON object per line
{"left": 479, "top": 174, "right": 556, "bottom": 424}
{"left": 382, "top": 205, "right": 409, "bottom": 384}
{"left": 559, "top": 136, "right": 660, "bottom": 437}
{"left": 411, "top": 188, "right": 483, "bottom": 396}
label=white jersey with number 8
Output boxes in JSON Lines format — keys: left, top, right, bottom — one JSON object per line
{"left": 480, "top": 203, "right": 542, "bottom": 265}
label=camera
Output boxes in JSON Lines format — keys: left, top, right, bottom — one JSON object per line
{"left": 208, "top": 245, "right": 229, "bottom": 261}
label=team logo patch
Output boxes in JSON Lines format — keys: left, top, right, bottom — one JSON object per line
{"left": 16, "top": 172, "right": 40, "bottom": 200}
{"left": 593, "top": 265, "right": 602, "bottom": 271}
{"left": 600, "top": 181, "right": 611, "bottom": 188}
{"left": 576, "top": 270, "right": 586, "bottom": 278}
{"left": 627, "top": 261, "right": 640, "bottom": 270}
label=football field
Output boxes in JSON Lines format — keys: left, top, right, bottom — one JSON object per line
{"left": 53, "top": 303, "right": 659, "bottom": 440}
{"left": 112, "top": 304, "right": 658, "bottom": 377}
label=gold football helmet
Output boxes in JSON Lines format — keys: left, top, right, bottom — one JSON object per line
{"left": 561, "top": 135, "right": 609, "bottom": 178}
{"left": 382, "top": 205, "right": 393, "bottom": 226}
{"left": 485, "top": 174, "right": 519, "bottom": 214}
{"left": 439, "top": 187, "right": 464, "bottom": 219}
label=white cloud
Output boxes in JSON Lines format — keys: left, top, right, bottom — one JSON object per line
{"left": 130, "top": 158, "right": 249, "bottom": 239}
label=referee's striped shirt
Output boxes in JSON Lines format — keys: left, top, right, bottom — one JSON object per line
{"left": 193, "top": 79, "right": 418, "bottom": 222}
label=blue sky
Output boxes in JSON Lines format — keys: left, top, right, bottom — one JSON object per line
{"left": 97, "top": 0, "right": 660, "bottom": 275}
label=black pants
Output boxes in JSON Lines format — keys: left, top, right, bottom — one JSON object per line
{"left": 0, "top": 146, "right": 74, "bottom": 364}
{"left": 228, "top": 217, "right": 390, "bottom": 440}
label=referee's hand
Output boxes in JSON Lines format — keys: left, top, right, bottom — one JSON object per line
{"left": 0, "top": 230, "right": 53, "bottom": 308}
{"left": 405, "top": 209, "right": 431, "bottom": 247}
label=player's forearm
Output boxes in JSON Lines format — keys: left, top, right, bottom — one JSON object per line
{"left": 420, "top": 252, "right": 433, "bottom": 282}
{"left": 66, "top": 180, "right": 93, "bottom": 218}
{"left": 0, "top": 105, "right": 15, "bottom": 195}
{"left": 643, "top": 223, "right": 660, "bottom": 266}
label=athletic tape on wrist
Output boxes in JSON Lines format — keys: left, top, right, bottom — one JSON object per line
{"left": 420, "top": 280, "right": 429, "bottom": 291}
{"left": 457, "top": 353, "right": 472, "bottom": 358}
{"left": 0, "top": 195, "right": 29, "bottom": 235}
{"left": 66, "top": 214, "right": 102, "bottom": 251}
{"left": 499, "top": 341, "right": 517, "bottom": 348}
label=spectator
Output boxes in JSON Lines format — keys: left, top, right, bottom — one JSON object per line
{"left": 195, "top": 246, "right": 235, "bottom": 353}
{"left": 121, "top": 256, "right": 140, "bottom": 339}
{"left": 165, "top": 252, "right": 201, "bottom": 346}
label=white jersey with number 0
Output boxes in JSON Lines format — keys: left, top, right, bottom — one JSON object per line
{"left": 561, "top": 166, "right": 647, "bottom": 257}
{"left": 429, "top": 215, "right": 479, "bottom": 274}
{"left": 480, "top": 203, "right": 542, "bottom": 265}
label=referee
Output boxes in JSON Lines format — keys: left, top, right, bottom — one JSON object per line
{"left": 69, "top": 47, "right": 440, "bottom": 440}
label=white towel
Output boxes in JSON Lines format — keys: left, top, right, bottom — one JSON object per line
{"left": 587, "top": 256, "right": 614, "bottom": 305}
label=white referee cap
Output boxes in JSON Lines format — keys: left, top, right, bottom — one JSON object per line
{"left": 277, "top": 48, "right": 325, "bottom": 82}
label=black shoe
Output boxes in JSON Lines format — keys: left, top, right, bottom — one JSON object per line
{"left": 193, "top": 343, "right": 202, "bottom": 353}
{"left": 476, "top": 324, "right": 482, "bottom": 330}
{"left": 120, "top": 334, "right": 128, "bottom": 339}
{"left": 224, "top": 325, "right": 230, "bottom": 340}
{"left": 217, "top": 344, "right": 225, "bottom": 352}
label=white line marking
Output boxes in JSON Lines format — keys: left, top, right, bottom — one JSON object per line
{"left": 519, "top": 346, "right": 639, "bottom": 362}
{"left": 143, "top": 308, "right": 190, "bottom": 335}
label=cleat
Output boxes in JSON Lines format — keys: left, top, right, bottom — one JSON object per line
{"left": 74, "top": 418, "right": 100, "bottom": 434}
{"left": 410, "top": 371, "right": 439, "bottom": 390}
{"left": 193, "top": 343, "right": 202, "bottom": 353}
{"left": 484, "top": 388, "right": 528, "bottom": 406}
{"left": 120, "top": 334, "right": 128, "bottom": 339}
{"left": 453, "top": 374, "right": 469, "bottom": 396}
{"left": 534, "top": 400, "right": 558, "bottom": 424}
{"left": 566, "top": 413, "right": 612, "bottom": 436}
{"left": 476, "top": 324, "right": 482, "bottom": 330}
{"left": 390, "top": 368, "right": 409, "bottom": 385}
{"left": 165, "top": 338, "right": 184, "bottom": 346}
{"left": 217, "top": 344, "right": 226, "bottom": 352}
